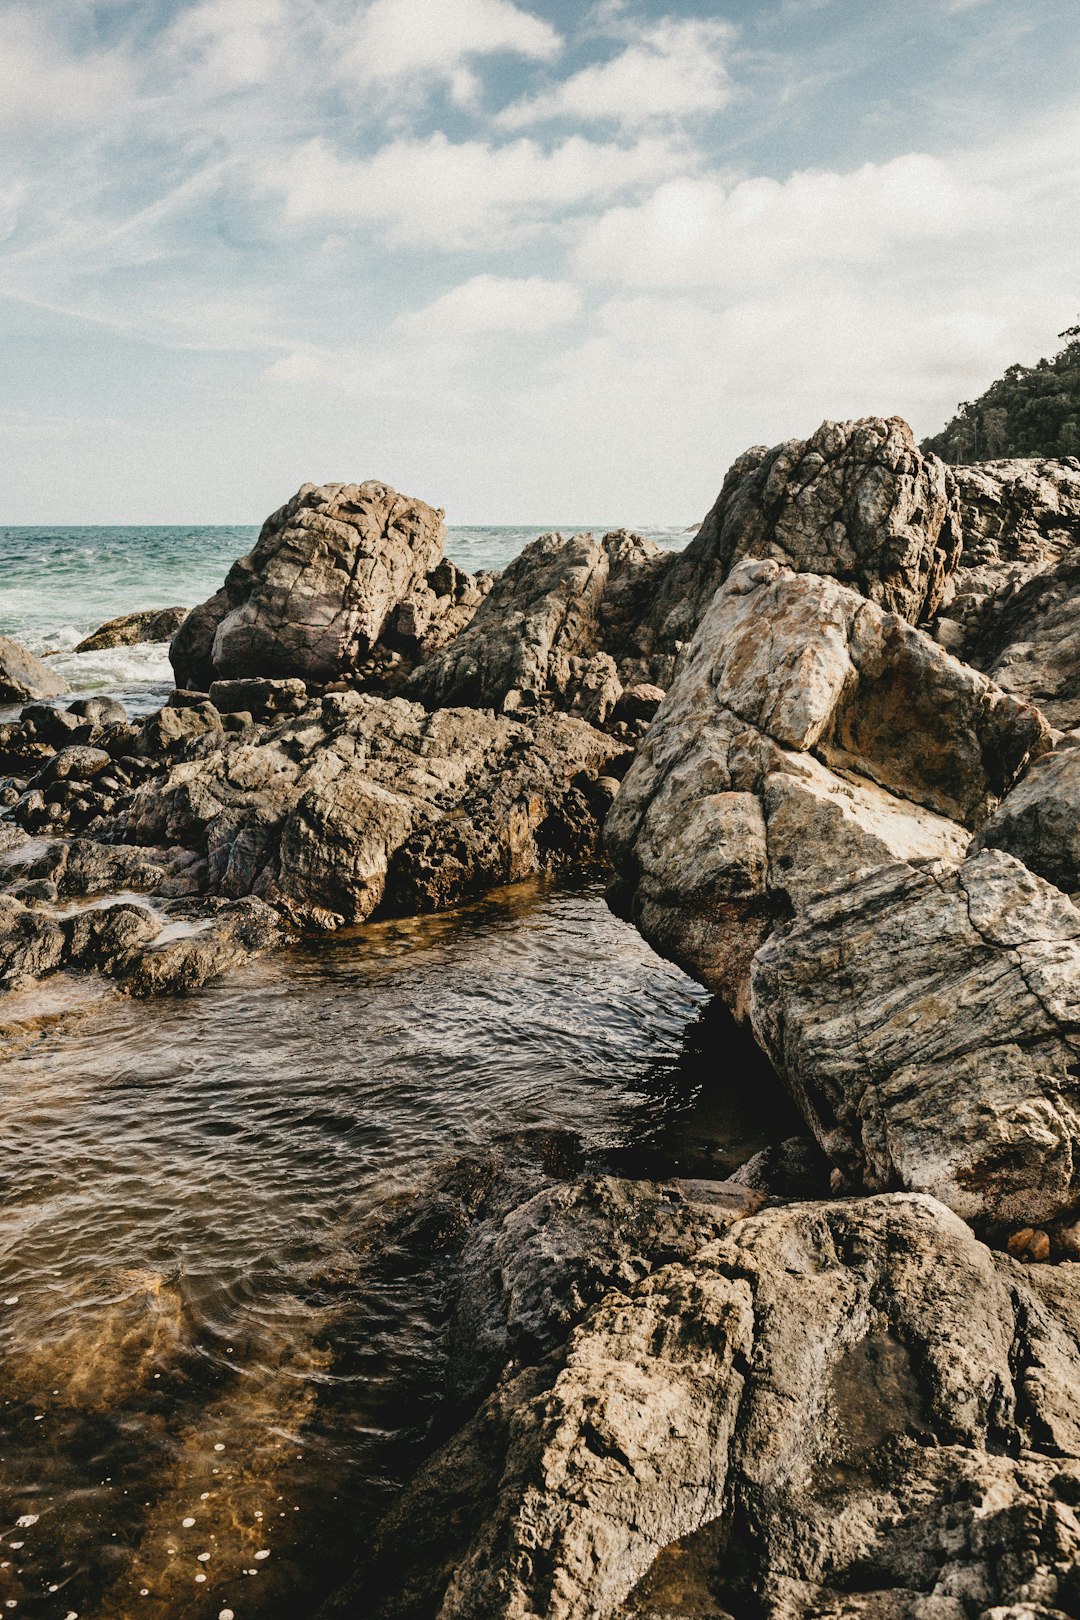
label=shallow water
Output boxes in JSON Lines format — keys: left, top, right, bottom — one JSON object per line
{"left": 0, "top": 877, "right": 784, "bottom": 1620}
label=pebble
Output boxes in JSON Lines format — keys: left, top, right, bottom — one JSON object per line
{"left": 214, "top": 1443, "right": 225, "bottom": 1452}
{"left": 15, "top": 1516, "right": 38, "bottom": 1528}
{"left": 220, "top": 1610, "right": 235, "bottom": 1620}
{"left": 198, "top": 1552, "right": 210, "bottom": 1562}
{"left": 182, "top": 1517, "right": 196, "bottom": 1528}
{"left": 254, "top": 1549, "right": 269, "bottom": 1560}
{"left": 195, "top": 1572, "right": 206, "bottom": 1583}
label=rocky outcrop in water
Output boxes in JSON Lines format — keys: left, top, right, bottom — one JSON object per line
{"left": 322, "top": 1173, "right": 1080, "bottom": 1620}
{"left": 170, "top": 481, "right": 473, "bottom": 690}
{"left": 0, "top": 636, "right": 67, "bottom": 703}
{"left": 74, "top": 605, "right": 189, "bottom": 652}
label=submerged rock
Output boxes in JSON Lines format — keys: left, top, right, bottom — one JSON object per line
{"left": 170, "top": 481, "right": 457, "bottom": 690}
{"left": 74, "top": 605, "right": 188, "bottom": 652}
{"left": 0, "top": 636, "right": 67, "bottom": 703}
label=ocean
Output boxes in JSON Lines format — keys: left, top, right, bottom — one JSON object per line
{"left": 0, "top": 523, "right": 692, "bottom": 714}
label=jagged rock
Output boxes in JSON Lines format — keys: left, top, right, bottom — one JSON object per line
{"left": 976, "top": 741, "right": 1080, "bottom": 894}
{"left": 0, "top": 636, "right": 67, "bottom": 704}
{"left": 968, "top": 549, "right": 1080, "bottom": 730}
{"left": 751, "top": 849, "right": 1080, "bottom": 1227}
{"left": 107, "top": 692, "right": 624, "bottom": 931}
{"left": 208, "top": 676, "right": 308, "bottom": 717}
{"left": 644, "top": 417, "right": 961, "bottom": 648}
{"left": 606, "top": 558, "right": 1044, "bottom": 1014}
{"left": 943, "top": 458, "right": 1080, "bottom": 651}
{"left": 141, "top": 700, "right": 223, "bottom": 754}
{"left": 413, "top": 530, "right": 667, "bottom": 717}
{"left": 170, "top": 481, "right": 450, "bottom": 689}
{"left": 322, "top": 1192, "right": 1080, "bottom": 1620}
{"left": 74, "top": 605, "right": 188, "bottom": 653}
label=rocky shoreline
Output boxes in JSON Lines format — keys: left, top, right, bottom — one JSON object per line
{"left": 4, "top": 418, "right": 1080, "bottom": 1618}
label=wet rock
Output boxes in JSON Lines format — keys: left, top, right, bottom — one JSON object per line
{"left": 606, "top": 558, "right": 1042, "bottom": 1015}
{"left": 0, "top": 636, "right": 67, "bottom": 703}
{"left": 171, "top": 481, "right": 448, "bottom": 689}
{"left": 645, "top": 417, "right": 961, "bottom": 649}
{"left": 74, "top": 605, "right": 189, "bottom": 653}
{"left": 0, "top": 893, "right": 67, "bottom": 986}
{"left": 67, "top": 695, "right": 128, "bottom": 727}
{"left": 122, "top": 897, "right": 283, "bottom": 996}
{"left": 326, "top": 1192, "right": 1080, "bottom": 1620}
{"left": 751, "top": 849, "right": 1080, "bottom": 1227}
{"left": 107, "top": 693, "right": 623, "bottom": 931}
{"left": 729, "top": 1134, "right": 832, "bottom": 1199}
{"left": 17, "top": 702, "right": 80, "bottom": 747}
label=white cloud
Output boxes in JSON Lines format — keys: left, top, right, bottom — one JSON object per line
{"left": 497, "top": 18, "right": 736, "bottom": 131}
{"left": 343, "top": 0, "right": 560, "bottom": 107}
{"left": 166, "top": 0, "right": 288, "bottom": 89}
{"left": 261, "top": 131, "right": 686, "bottom": 248}
{"left": 0, "top": 9, "right": 132, "bottom": 131}
{"left": 397, "top": 274, "right": 582, "bottom": 337}
{"left": 573, "top": 154, "right": 998, "bottom": 288}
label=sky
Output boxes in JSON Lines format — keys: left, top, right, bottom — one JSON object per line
{"left": 1, "top": 0, "right": 1078, "bottom": 524}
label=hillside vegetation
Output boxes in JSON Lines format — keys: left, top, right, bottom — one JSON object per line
{"left": 922, "top": 321, "right": 1080, "bottom": 463}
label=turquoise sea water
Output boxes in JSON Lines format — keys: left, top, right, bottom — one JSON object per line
{"left": 0, "top": 523, "right": 690, "bottom": 713}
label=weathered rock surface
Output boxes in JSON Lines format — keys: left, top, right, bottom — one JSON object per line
{"left": 413, "top": 529, "right": 669, "bottom": 720}
{"left": 606, "top": 558, "right": 1045, "bottom": 1015}
{"left": 0, "top": 636, "right": 67, "bottom": 703}
{"left": 940, "top": 458, "right": 1080, "bottom": 653}
{"left": 646, "top": 417, "right": 961, "bottom": 649}
{"left": 323, "top": 1188, "right": 1080, "bottom": 1620}
{"left": 170, "top": 481, "right": 460, "bottom": 689}
{"left": 752, "top": 849, "right": 1080, "bottom": 1227}
{"left": 0, "top": 888, "right": 280, "bottom": 995}
{"left": 969, "top": 549, "right": 1080, "bottom": 731}
{"left": 74, "top": 605, "right": 189, "bottom": 652}
{"left": 976, "top": 739, "right": 1080, "bottom": 895}
{"left": 106, "top": 691, "right": 623, "bottom": 930}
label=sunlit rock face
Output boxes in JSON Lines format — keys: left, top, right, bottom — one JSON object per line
{"left": 170, "top": 481, "right": 455, "bottom": 690}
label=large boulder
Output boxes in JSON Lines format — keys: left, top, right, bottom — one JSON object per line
{"left": 322, "top": 1189, "right": 1080, "bottom": 1620}
{"left": 0, "top": 636, "right": 66, "bottom": 703}
{"left": 966, "top": 547, "right": 1080, "bottom": 730}
{"left": 752, "top": 849, "right": 1080, "bottom": 1227}
{"left": 606, "top": 558, "right": 1047, "bottom": 1015}
{"left": 413, "top": 529, "right": 668, "bottom": 720}
{"left": 170, "top": 481, "right": 454, "bottom": 690}
{"left": 643, "top": 416, "right": 962, "bottom": 649}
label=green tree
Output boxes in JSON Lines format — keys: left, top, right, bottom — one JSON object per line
{"left": 921, "top": 319, "right": 1080, "bottom": 462}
